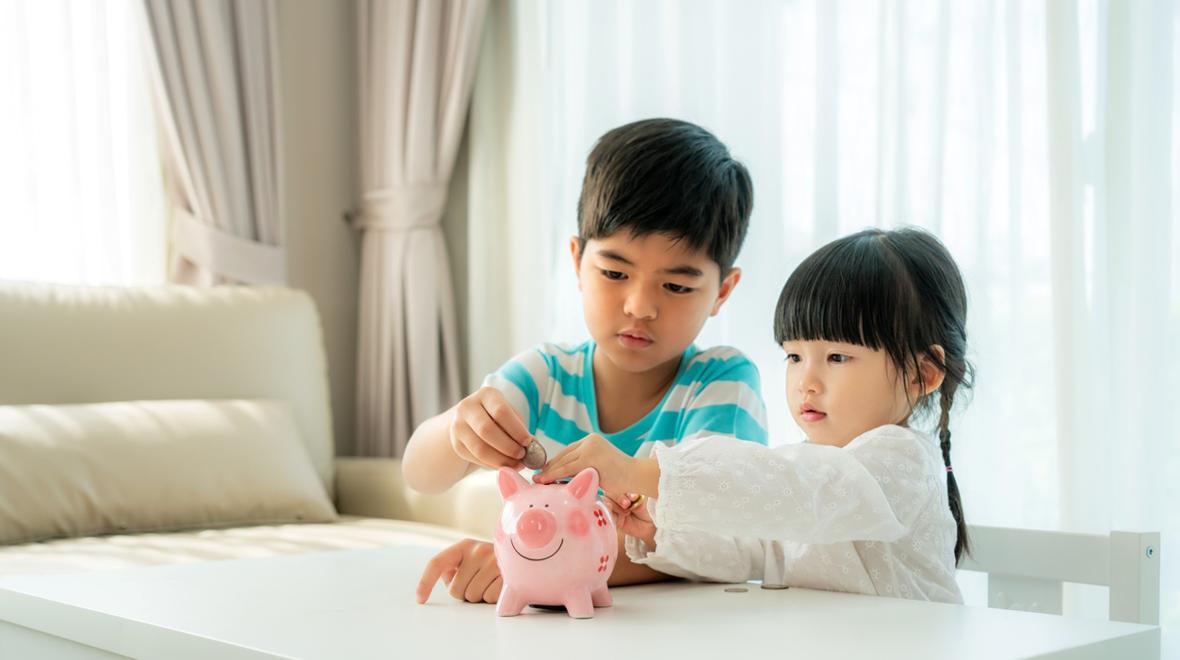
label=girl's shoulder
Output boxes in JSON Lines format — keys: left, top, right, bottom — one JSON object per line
{"left": 844, "top": 425, "right": 942, "bottom": 466}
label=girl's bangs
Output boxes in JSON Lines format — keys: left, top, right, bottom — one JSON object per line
{"left": 774, "top": 237, "right": 913, "bottom": 351}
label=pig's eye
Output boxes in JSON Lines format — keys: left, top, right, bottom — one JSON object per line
{"left": 544, "top": 504, "right": 549, "bottom": 508}
{"left": 528, "top": 504, "right": 533, "bottom": 508}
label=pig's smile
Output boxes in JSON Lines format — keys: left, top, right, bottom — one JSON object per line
{"left": 510, "top": 537, "right": 564, "bottom": 561}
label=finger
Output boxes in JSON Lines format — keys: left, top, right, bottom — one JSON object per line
{"left": 416, "top": 547, "right": 461, "bottom": 604}
{"left": 465, "top": 563, "right": 501, "bottom": 603}
{"left": 483, "top": 576, "right": 503, "bottom": 604}
{"left": 533, "top": 444, "right": 580, "bottom": 483}
{"left": 482, "top": 395, "right": 532, "bottom": 448}
{"left": 469, "top": 409, "right": 528, "bottom": 462}
{"left": 456, "top": 425, "right": 519, "bottom": 469}
{"left": 603, "top": 491, "right": 631, "bottom": 509}
{"left": 448, "top": 553, "right": 481, "bottom": 602}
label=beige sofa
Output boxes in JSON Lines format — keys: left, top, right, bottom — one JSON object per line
{"left": 0, "top": 282, "right": 498, "bottom": 577}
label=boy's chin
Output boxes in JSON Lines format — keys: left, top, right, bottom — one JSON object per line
{"left": 598, "top": 344, "right": 679, "bottom": 374}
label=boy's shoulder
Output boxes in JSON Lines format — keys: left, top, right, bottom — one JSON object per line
{"left": 683, "top": 344, "right": 757, "bottom": 369}
{"left": 502, "top": 341, "right": 592, "bottom": 377}
{"left": 680, "top": 344, "right": 761, "bottom": 384}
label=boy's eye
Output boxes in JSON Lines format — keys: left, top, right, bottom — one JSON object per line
{"left": 601, "top": 269, "right": 626, "bottom": 280}
{"left": 828, "top": 354, "right": 850, "bottom": 363}
{"left": 663, "top": 283, "right": 694, "bottom": 294}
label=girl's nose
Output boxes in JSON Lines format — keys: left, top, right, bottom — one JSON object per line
{"left": 795, "top": 367, "right": 822, "bottom": 394}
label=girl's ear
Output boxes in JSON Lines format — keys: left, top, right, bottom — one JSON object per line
{"left": 710, "top": 267, "right": 742, "bottom": 316}
{"left": 913, "top": 345, "right": 947, "bottom": 396}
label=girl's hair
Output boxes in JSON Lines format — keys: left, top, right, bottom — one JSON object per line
{"left": 773, "top": 227, "right": 975, "bottom": 564}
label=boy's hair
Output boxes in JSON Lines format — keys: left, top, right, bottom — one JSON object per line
{"left": 576, "top": 118, "right": 753, "bottom": 275}
{"left": 773, "top": 227, "right": 975, "bottom": 564}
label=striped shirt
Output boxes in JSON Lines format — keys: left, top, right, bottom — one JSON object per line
{"left": 483, "top": 341, "right": 768, "bottom": 459}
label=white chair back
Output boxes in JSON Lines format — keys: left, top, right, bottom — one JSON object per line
{"left": 959, "top": 525, "right": 1159, "bottom": 624}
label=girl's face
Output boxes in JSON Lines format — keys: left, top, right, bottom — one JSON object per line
{"left": 781, "top": 340, "right": 929, "bottom": 447}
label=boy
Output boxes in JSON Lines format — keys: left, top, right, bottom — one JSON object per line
{"left": 405, "top": 118, "right": 768, "bottom": 604}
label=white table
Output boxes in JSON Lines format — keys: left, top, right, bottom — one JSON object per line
{"left": 0, "top": 546, "right": 1159, "bottom": 659}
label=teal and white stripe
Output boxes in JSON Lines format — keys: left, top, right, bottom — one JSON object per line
{"left": 483, "top": 341, "right": 768, "bottom": 459}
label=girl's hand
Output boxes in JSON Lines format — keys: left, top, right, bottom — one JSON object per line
{"left": 605, "top": 492, "right": 657, "bottom": 549}
{"left": 532, "top": 433, "right": 637, "bottom": 493}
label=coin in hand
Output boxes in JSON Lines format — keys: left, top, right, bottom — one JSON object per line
{"left": 522, "top": 439, "right": 547, "bottom": 470}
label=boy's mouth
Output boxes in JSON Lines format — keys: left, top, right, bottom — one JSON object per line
{"left": 799, "top": 402, "right": 827, "bottom": 422}
{"left": 618, "top": 330, "right": 653, "bottom": 349}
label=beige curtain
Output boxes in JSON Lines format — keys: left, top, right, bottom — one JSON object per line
{"left": 143, "top": 0, "right": 285, "bottom": 285}
{"left": 355, "top": 0, "right": 488, "bottom": 457}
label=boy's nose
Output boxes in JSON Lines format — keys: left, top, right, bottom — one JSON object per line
{"left": 623, "top": 288, "right": 657, "bottom": 319}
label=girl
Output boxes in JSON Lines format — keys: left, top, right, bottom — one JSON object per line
{"left": 534, "top": 227, "right": 973, "bottom": 603}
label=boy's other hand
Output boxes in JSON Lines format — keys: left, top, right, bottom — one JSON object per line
{"left": 450, "top": 387, "right": 531, "bottom": 470}
{"left": 416, "top": 539, "right": 502, "bottom": 605}
{"left": 532, "top": 433, "right": 636, "bottom": 493}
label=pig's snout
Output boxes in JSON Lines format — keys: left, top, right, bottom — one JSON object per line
{"left": 516, "top": 508, "right": 556, "bottom": 548}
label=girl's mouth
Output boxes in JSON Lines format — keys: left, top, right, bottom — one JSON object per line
{"left": 800, "top": 403, "right": 826, "bottom": 422}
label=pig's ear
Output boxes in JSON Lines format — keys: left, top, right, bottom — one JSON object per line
{"left": 566, "top": 467, "right": 599, "bottom": 501}
{"left": 497, "top": 467, "right": 529, "bottom": 500}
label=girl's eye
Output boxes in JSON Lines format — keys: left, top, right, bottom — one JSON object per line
{"left": 829, "top": 354, "right": 850, "bottom": 363}
{"left": 663, "top": 283, "right": 694, "bottom": 294}
{"left": 784, "top": 353, "right": 801, "bottom": 363}
{"left": 601, "top": 269, "right": 626, "bottom": 280}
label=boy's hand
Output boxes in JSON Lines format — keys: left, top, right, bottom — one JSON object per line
{"left": 450, "top": 387, "right": 532, "bottom": 470}
{"left": 532, "top": 433, "right": 639, "bottom": 494}
{"left": 416, "top": 539, "right": 502, "bottom": 604}
{"left": 604, "top": 492, "right": 658, "bottom": 548}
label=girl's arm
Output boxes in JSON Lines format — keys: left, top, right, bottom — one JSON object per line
{"left": 651, "top": 427, "right": 935, "bottom": 544}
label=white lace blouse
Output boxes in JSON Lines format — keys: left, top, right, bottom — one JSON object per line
{"left": 626, "top": 424, "right": 964, "bottom": 603}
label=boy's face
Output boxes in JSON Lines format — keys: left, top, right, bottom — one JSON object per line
{"left": 571, "top": 231, "right": 740, "bottom": 376}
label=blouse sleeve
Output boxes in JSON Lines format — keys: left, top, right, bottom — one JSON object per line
{"left": 650, "top": 428, "right": 939, "bottom": 544}
{"left": 624, "top": 496, "right": 770, "bottom": 583}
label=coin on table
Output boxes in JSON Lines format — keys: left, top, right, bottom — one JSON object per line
{"left": 759, "top": 583, "right": 790, "bottom": 590}
{"left": 522, "top": 440, "right": 547, "bottom": 470}
{"left": 724, "top": 587, "right": 749, "bottom": 593}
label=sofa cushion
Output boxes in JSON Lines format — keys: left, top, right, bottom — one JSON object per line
{"left": 0, "top": 399, "right": 337, "bottom": 546}
{"left": 0, "top": 517, "right": 467, "bottom": 577}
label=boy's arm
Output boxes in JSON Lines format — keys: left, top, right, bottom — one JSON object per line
{"left": 401, "top": 405, "right": 478, "bottom": 494}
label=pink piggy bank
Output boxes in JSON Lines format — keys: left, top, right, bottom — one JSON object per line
{"left": 493, "top": 466, "right": 617, "bottom": 618}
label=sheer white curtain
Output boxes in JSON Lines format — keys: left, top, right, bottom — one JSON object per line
{"left": 0, "top": 0, "right": 165, "bottom": 285}
{"left": 465, "top": 0, "right": 1178, "bottom": 643}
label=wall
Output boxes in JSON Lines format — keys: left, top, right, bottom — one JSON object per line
{"left": 279, "top": 0, "right": 360, "bottom": 456}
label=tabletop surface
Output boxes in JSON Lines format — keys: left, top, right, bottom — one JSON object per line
{"left": 0, "top": 545, "right": 1160, "bottom": 660}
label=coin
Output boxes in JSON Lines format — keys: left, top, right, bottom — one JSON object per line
{"left": 759, "top": 583, "right": 790, "bottom": 590}
{"left": 724, "top": 587, "right": 748, "bottom": 593}
{"left": 522, "top": 440, "right": 547, "bottom": 470}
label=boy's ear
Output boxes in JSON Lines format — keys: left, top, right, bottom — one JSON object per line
{"left": 913, "top": 345, "right": 947, "bottom": 396}
{"left": 569, "top": 236, "right": 583, "bottom": 288}
{"left": 710, "top": 267, "right": 742, "bottom": 316}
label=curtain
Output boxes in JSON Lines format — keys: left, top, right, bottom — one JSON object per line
{"left": 464, "top": 0, "right": 1178, "bottom": 646}
{"left": 0, "top": 0, "right": 165, "bottom": 286}
{"left": 142, "top": 0, "right": 285, "bottom": 285}
{"left": 354, "top": 0, "right": 488, "bottom": 457}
